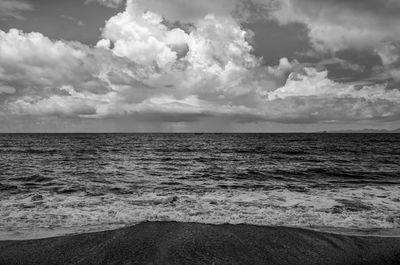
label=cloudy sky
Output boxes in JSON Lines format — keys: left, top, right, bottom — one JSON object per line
{"left": 0, "top": 0, "right": 399, "bottom": 132}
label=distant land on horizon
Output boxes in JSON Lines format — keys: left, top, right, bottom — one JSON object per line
{"left": 322, "top": 128, "right": 400, "bottom": 133}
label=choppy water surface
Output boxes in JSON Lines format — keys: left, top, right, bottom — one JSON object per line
{"left": 0, "top": 133, "right": 399, "bottom": 239}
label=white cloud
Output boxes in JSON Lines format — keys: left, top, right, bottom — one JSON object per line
{"left": 269, "top": 68, "right": 400, "bottom": 101}
{"left": 98, "top": 0, "right": 189, "bottom": 68}
{"left": 0, "top": 29, "right": 90, "bottom": 91}
{"left": 181, "top": 14, "right": 261, "bottom": 96}
{"left": 264, "top": 67, "right": 400, "bottom": 122}
{"left": 83, "top": 0, "right": 400, "bottom": 55}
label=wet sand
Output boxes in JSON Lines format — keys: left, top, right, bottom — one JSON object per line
{"left": 0, "top": 222, "right": 399, "bottom": 265}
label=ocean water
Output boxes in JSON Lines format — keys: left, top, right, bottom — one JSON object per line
{"left": 0, "top": 133, "right": 399, "bottom": 239}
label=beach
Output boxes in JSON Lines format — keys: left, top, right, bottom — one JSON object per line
{"left": 2, "top": 134, "right": 400, "bottom": 240}
{"left": 1, "top": 134, "right": 399, "bottom": 264}
{"left": 1, "top": 221, "right": 399, "bottom": 265}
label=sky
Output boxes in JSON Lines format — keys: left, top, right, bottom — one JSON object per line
{"left": 0, "top": 0, "right": 399, "bottom": 132}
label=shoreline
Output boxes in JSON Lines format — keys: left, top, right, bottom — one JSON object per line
{"left": 2, "top": 223, "right": 400, "bottom": 241}
{"left": 1, "top": 221, "right": 400, "bottom": 265}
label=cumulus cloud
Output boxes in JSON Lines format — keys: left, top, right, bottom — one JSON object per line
{"left": 0, "top": 0, "right": 33, "bottom": 19}
{"left": 269, "top": 68, "right": 400, "bottom": 102}
{"left": 83, "top": 0, "right": 400, "bottom": 54}
{"left": 98, "top": 0, "right": 189, "bottom": 68}
{"left": 0, "top": 0, "right": 400, "bottom": 131}
{"left": 112, "top": 0, "right": 400, "bottom": 54}
{"left": 263, "top": 68, "right": 400, "bottom": 122}
{"left": 0, "top": 29, "right": 113, "bottom": 100}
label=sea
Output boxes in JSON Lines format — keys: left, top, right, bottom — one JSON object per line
{"left": 0, "top": 133, "right": 399, "bottom": 240}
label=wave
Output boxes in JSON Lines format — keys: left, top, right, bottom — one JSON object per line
{"left": 1, "top": 186, "right": 399, "bottom": 240}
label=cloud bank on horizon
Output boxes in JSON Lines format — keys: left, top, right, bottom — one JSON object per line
{"left": 0, "top": 0, "right": 399, "bottom": 132}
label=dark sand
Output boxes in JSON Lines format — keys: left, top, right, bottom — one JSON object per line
{"left": 1, "top": 222, "right": 400, "bottom": 265}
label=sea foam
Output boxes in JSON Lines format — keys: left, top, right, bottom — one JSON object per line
{"left": 1, "top": 185, "right": 399, "bottom": 240}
